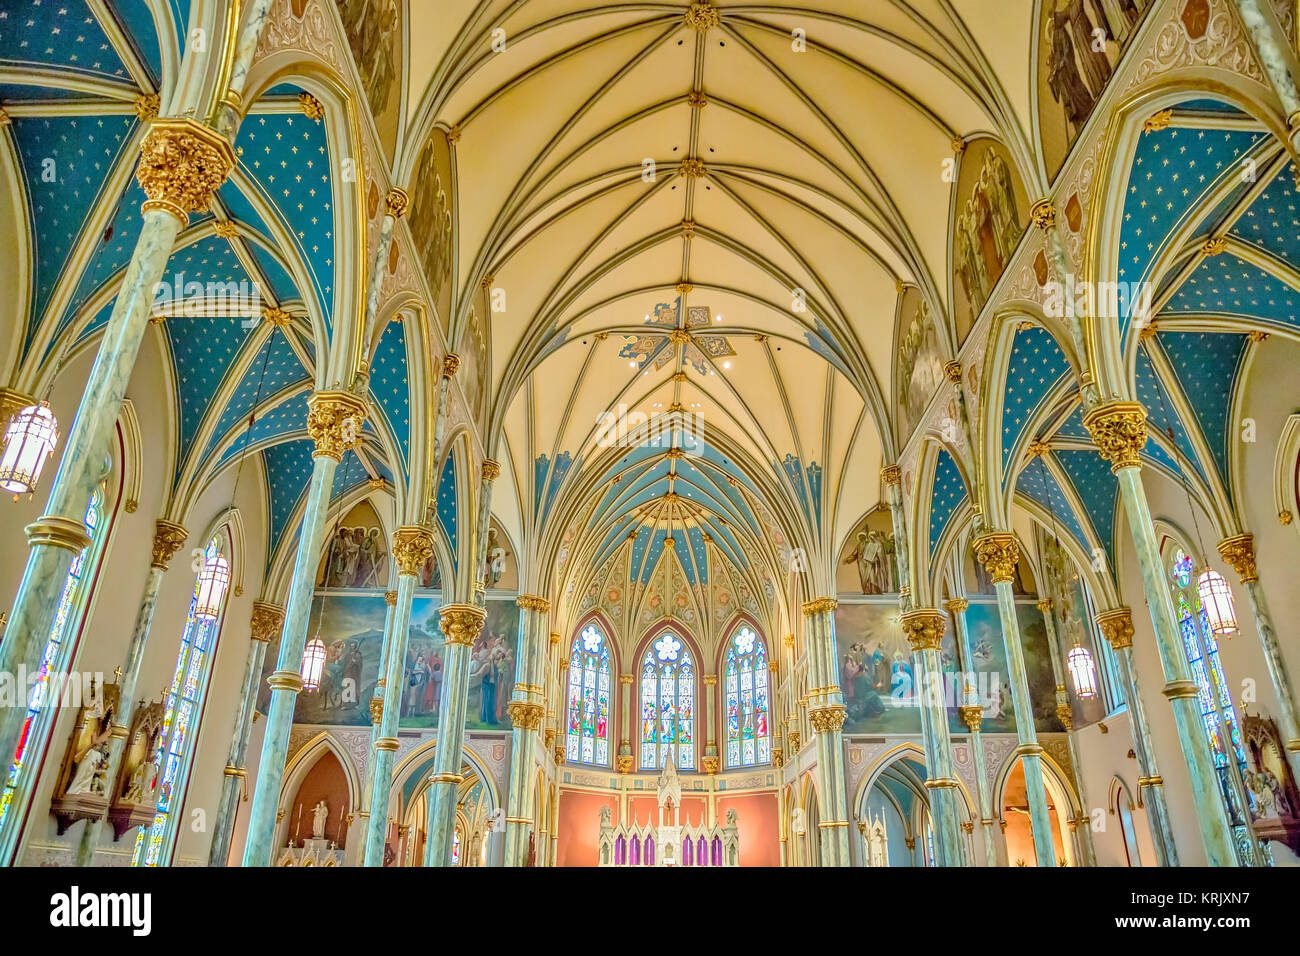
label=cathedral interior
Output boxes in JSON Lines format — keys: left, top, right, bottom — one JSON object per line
{"left": 3, "top": 0, "right": 1300, "bottom": 873}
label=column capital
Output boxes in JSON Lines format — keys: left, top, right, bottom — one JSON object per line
{"left": 481, "top": 459, "right": 501, "bottom": 481}
{"left": 880, "top": 464, "right": 902, "bottom": 486}
{"left": 701, "top": 756, "right": 720, "bottom": 774}
{"left": 702, "top": 674, "right": 718, "bottom": 686}
{"left": 442, "top": 353, "right": 461, "bottom": 377}
{"left": 384, "top": 187, "right": 409, "bottom": 219}
{"left": 25, "top": 515, "right": 92, "bottom": 554}
{"left": 942, "top": 597, "right": 968, "bottom": 614}
{"left": 619, "top": 673, "right": 634, "bottom": 685}
{"left": 1217, "top": 533, "right": 1258, "bottom": 583}
{"left": 135, "top": 118, "right": 235, "bottom": 224}
{"left": 809, "top": 705, "right": 846, "bottom": 735}
{"left": 249, "top": 601, "right": 285, "bottom": 643}
{"left": 801, "top": 597, "right": 838, "bottom": 616}
{"left": 1083, "top": 401, "right": 1147, "bottom": 473}
{"left": 439, "top": 603, "right": 486, "bottom": 646}
{"left": 306, "top": 391, "right": 367, "bottom": 461}
{"left": 1094, "top": 607, "right": 1135, "bottom": 650}
{"left": 783, "top": 633, "right": 795, "bottom": 648}
{"left": 506, "top": 700, "right": 544, "bottom": 730}
{"left": 392, "top": 525, "right": 435, "bottom": 577}
{"left": 384, "top": 590, "right": 398, "bottom": 607}
{"left": 973, "top": 532, "right": 1020, "bottom": 583}
{"left": 516, "top": 593, "right": 551, "bottom": 613}
{"left": 1036, "top": 597, "right": 1054, "bottom": 613}
{"left": 150, "top": 519, "right": 188, "bottom": 569}
{"left": 1029, "top": 198, "right": 1056, "bottom": 230}
{"left": 1056, "top": 700, "right": 1074, "bottom": 731}
{"left": 957, "top": 704, "right": 983, "bottom": 733}
{"left": 616, "top": 754, "right": 634, "bottom": 773}
{"left": 899, "top": 608, "right": 946, "bottom": 651}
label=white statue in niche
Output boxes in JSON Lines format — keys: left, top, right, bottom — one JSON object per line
{"left": 66, "top": 743, "right": 110, "bottom": 796}
{"left": 312, "top": 800, "right": 329, "bottom": 839}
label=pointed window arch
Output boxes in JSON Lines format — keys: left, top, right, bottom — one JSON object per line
{"left": 565, "top": 622, "right": 611, "bottom": 766}
{"left": 639, "top": 632, "right": 695, "bottom": 770}
{"left": 724, "top": 624, "right": 770, "bottom": 768}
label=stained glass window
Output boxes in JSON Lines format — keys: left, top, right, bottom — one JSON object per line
{"left": 0, "top": 488, "right": 103, "bottom": 836}
{"left": 565, "top": 624, "right": 611, "bottom": 766}
{"left": 133, "top": 539, "right": 229, "bottom": 865}
{"left": 724, "top": 626, "right": 770, "bottom": 768}
{"left": 639, "top": 633, "right": 695, "bottom": 770}
{"left": 452, "top": 826, "right": 461, "bottom": 865}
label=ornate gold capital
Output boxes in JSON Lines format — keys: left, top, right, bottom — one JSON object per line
{"left": 439, "top": 603, "right": 486, "bottom": 646}
{"left": 516, "top": 594, "right": 551, "bottom": 613}
{"left": 1056, "top": 701, "right": 1074, "bottom": 731}
{"left": 150, "top": 519, "right": 188, "bottom": 570}
{"left": 1029, "top": 199, "right": 1056, "bottom": 231}
{"left": 801, "top": 597, "right": 838, "bottom": 616}
{"left": 507, "top": 700, "right": 544, "bottom": 731}
{"left": 136, "top": 119, "right": 235, "bottom": 224}
{"left": 369, "top": 698, "right": 384, "bottom": 725}
{"left": 554, "top": 744, "right": 566, "bottom": 765}
{"left": 880, "top": 464, "right": 902, "bottom": 486}
{"left": 26, "top": 515, "right": 93, "bottom": 554}
{"left": 616, "top": 754, "right": 633, "bottom": 773}
{"left": 899, "top": 609, "right": 946, "bottom": 651}
{"left": 973, "top": 532, "right": 1020, "bottom": 584}
{"left": 481, "top": 459, "right": 501, "bottom": 482}
{"left": 618, "top": 673, "right": 634, "bottom": 686}
{"left": 958, "top": 705, "right": 983, "bottom": 733}
{"left": 384, "top": 187, "right": 409, "bottom": 219}
{"left": 702, "top": 674, "right": 718, "bottom": 686}
{"left": 783, "top": 633, "right": 795, "bottom": 649}
{"left": 943, "top": 597, "right": 968, "bottom": 615}
{"left": 788, "top": 729, "right": 801, "bottom": 751}
{"left": 442, "top": 353, "right": 460, "bottom": 378}
{"left": 702, "top": 756, "right": 720, "bottom": 774}
{"left": 1217, "top": 533, "right": 1257, "bottom": 583}
{"left": 250, "top": 601, "right": 285, "bottom": 643}
{"left": 1036, "top": 597, "right": 1053, "bottom": 613}
{"left": 771, "top": 747, "right": 784, "bottom": 768}
{"left": 943, "top": 360, "right": 962, "bottom": 384}
{"left": 383, "top": 590, "right": 398, "bottom": 607}
{"left": 306, "top": 391, "right": 367, "bottom": 461}
{"left": 809, "top": 705, "right": 846, "bottom": 735}
{"left": 1094, "top": 607, "right": 1135, "bottom": 650}
{"left": 1083, "top": 401, "right": 1147, "bottom": 473}
{"left": 392, "top": 525, "right": 435, "bottom": 577}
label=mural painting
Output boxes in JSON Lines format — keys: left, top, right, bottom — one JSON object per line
{"left": 838, "top": 508, "right": 898, "bottom": 595}
{"left": 961, "top": 600, "right": 1065, "bottom": 734}
{"left": 407, "top": 131, "right": 455, "bottom": 335}
{"left": 1038, "top": 533, "right": 1109, "bottom": 727}
{"left": 336, "top": 0, "right": 403, "bottom": 161}
{"left": 895, "top": 286, "right": 946, "bottom": 439}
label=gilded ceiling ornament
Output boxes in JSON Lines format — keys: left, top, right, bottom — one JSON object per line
{"left": 249, "top": 602, "right": 285, "bottom": 643}
{"left": 306, "top": 391, "right": 367, "bottom": 461}
{"left": 135, "top": 119, "right": 236, "bottom": 224}
{"left": 1142, "top": 108, "right": 1173, "bottom": 133}
{"left": 1248, "top": 330, "right": 1269, "bottom": 343}
{"left": 368, "top": 477, "right": 385, "bottom": 490}
{"left": 880, "top": 464, "right": 902, "bottom": 486}
{"left": 297, "top": 92, "right": 325, "bottom": 120}
{"left": 754, "top": 333, "right": 768, "bottom": 343}
{"left": 687, "top": 90, "right": 708, "bottom": 108}
{"left": 150, "top": 519, "right": 188, "bottom": 570}
{"left": 943, "top": 360, "right": 962, "bottom": 384}
{"left": 384, "top": 187, "right": 409, "bottom": 219}
{"left": 439, "top": 603, "right": 486, "bottom": 646}
{"left": 481, "top": 273, "right": 495, "bottom": 290}
{"left": 507, "top": 700, "right": 544, "bottom": 731}
{"left": 1026, "top": 439, "right": 1051, "bottom": 457}
{"left": 679, "top": 157, "right": 706, "bottom": 178}
{"left": 668, "top": 328, "right": 691, "bottom": 345}
{"left": 213, "top": 219, "right": 238, "bottom": 239}
{"left": 392, "top": 526, "right": 436, "bottom": 577}
{"left": 675, "top": 281, "right": 693, "bottom": 295}
{"left": 899, "top": 609, "right": 946, "bottom": 651}
{"left": 1082, "top": 402, "right": 1147, "bottom": 473}
{"left": 1094, "top": 607, "right": 1135, "bottom": 650}
{"left": 894, "top": 278, "right": 906, "bottom": 295}
{"left": 685, "top": 2, "right": 720, "bottom": 31}
{"left": 973, "top": 532, "right": 1020, "bottom": 584}
{"left": 957, "top": 705, "right": 982, "bottom": 733}
{"left": 1216, "top": 533, "right": 1258, "bottom": 583}
{"left": 951, "top": 136, "right": 966, "bottom": 154}
{"left": 0, "top": 106, "right": 10, "bottom": 126}
{"left": 442, "top": 353, "right": 461, "bottom": 377}
{"left": 1200, "top": 236, "right": 1228, "bottom": 256}
{"left": 446, "top": 125, "right": 462, "bottom": 144}
{"left": 680, "top": 218, "right": 697, "bottom": 237}
{"left": 1029, "top": 199, "right": 1056, "bottom": 231}
{"left": 1016, "top": 319, "right": 1034, "bottom": 331}
{"left": 482, "top": 459, "right": 501, "bottom": 481}
{"left": 809, "top": 705, "right": 846, "bottom": 735}
{"left": 262, "top": 305, "right": 291, "bottom": 327}
{"left": 1280, "top": 510, "right": 1294, "bottom": 526}
{"left": 134, "top": 93, "right": 160, "bottom": 122}
{"left": 595, "top": 331, "right": 609, "bottom": 341}
{"left": 801, "top": 597, "right": 837, "bottom": 616}
{"left": 516, "top": 594, "right": 551, "bottom": 613}
{"left": 1138, "top": 322, "right": 1159, "bottom": 341}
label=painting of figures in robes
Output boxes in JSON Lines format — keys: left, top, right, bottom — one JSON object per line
{"left": 407, "top": 131, "right": 455, "bottom": 335}
{"left": 336, "top": 0, "right": 403, "bottom": 161}
{"left": 961, "top": 601, "right": 1065, "bottom": 734}
{"left": 1038, "top": 0, "right": 1153, "bottom": 178}
{"left": 894, "top": 286, "right": 947, "bottom": 440}
{"left": 315, "top": 501, "right": 389, "bottom": 589}
{"left": 837, "top": 509, "right": 898, "bottom": 595}
{"left": 951, "top": 138, "right": 1029, "bottom": 342}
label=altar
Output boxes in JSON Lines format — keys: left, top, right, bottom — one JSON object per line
{"left": 597, "top": 761, "right": 740, "bottom": 867}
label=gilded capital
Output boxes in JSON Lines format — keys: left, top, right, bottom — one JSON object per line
{"left": 801, "top": 597, "right": 838, "bottom": 616}
{"left": 943, "top": 597, "right": 968, "bottom": 615}
{"left": 439, "top": 603, "right": 486, "bottom": 646}
{"left": 1082, "top": 402, "right": 1147, "bottom": 473}
{"left": 958, "top": 705, "right": 983, "bottom": 733}
{"left": 392, "top": 525, "right": 436, "bottom": 577}
{"left": 771, "top": 747, "right": 784, "bottom": 768}
{"left": 516, "top": 594, "right": 551, "bottom": 613}
{"left": 150, "top": 519, "right": 188, "bottom": 570}
{"left": 554, "top": 744, "right": 566, "bottom": 765}
{"left": 384, "top": 590, "right": 398, "bottom": 607}
{"left": 809, "top": 705, "right": 847, "bottom": 735}
{"left": 306, "top": 391, "right": 368, "bottom": 461}
{"left": 880, "top": 464, "right": 902, "bottom": 486}
{"left": 899, "top": 609, "right": 946, "bottom": 651}
{"left": 136, "top": 119, "right": 235, "bottom": 224}
{"left": 1056, "top": 701, "right": 1074, "bottom": 731}
{"left": 481, "top": 459, "right": 501, "bottom": 481}
{"left": 701, "top": 756, "right": 720, "bottom": 774}
{"left": 703, "top": 674, "right": 718, "bottom": 686}
{"left": 973, "top": 532, "right": 1020, "bottom": 584}
{"left": 943, "top": 361, "right": 962, "bottom": 384}
{"left": 1217, "top": 533, "right": 1258, "bottom": 583}
{"left": 507, "top": 700, "right": 544, "bottom": 731}
{"left": 619, "top": 673, "right": 634, "bottom": 686}
{"left": 384, "top": 187, "right": 409, "bottom": 219}
{"left": 1030, "top": 199, "right": 1056, "bottom": 231}
{"left": 1036, "top": 597, "right": 1053, "bottom": 613}
{"left": 249, "top": 601, "right": 285, "bottom": 643}
{"left": 442, "top": 353, "right": 460, "bottom": 378}
{"left": 783, "top": 633, "right": 795, "bottom": 649}
{"left": 1094, "top": 607, "right": 1135, "bottom": 650}
{"left": 616, "top": 754, "right": 633, "bottom": 774}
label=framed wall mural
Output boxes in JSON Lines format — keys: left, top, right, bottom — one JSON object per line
{"left": 837, "top": 508, "right": 898, "bottom": 596}
{"left": 894, "top": 285, "right": 946, "bottom": 441}
{"left": 1037, "top": 0, "right": 1154, "bottom": 179}
{"left": 407, "top": 131, "right": 455, "bottom": 337}
{"left": 961, "top": 601, "right": 1064, "bottom": 734}
{"left": 951, "top": 138, "right": 1030, "bottom": 343}
{"left": 336, "top": 0, "right": 403, "bottom": 162}
{"left": 315, "top": 500, "right": 389, "bottom": 589}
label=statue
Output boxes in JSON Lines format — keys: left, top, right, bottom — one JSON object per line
{"left": 311, "top": 799, "right": 329, "bottom": 839}
{"left": 66, "top": 742, "right": 110, "bottom": 796}
{"left": 725, "top": 808, "right": 738, "bottom": 826}
{"left": 599, "top": 805, "right": 612, "bottom": 827}
{"left": 122, "top": 758, "right": 158, "bottom": 804}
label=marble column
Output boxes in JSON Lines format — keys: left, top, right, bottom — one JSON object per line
{"left": 702, "top": 674, "right": 720, "bottom": 774}
{"left": 243, "top": 391, "right": 367, "bottom": 866}
{"left": 1037, "top": 596, "right": 1098, "bottom": 867}
{"left": 0, "top": 120, "right": 234, "bottom": 778}
{"left": 504, "top": 594, "right": 549, "bottom": 866}
{"left": 472, "top": 460, "right": 500, "bottom": 604}
{"left": 209, "top": 601, "right": 283, "bottom": 866}
{"left": 973, "top": 532, "right": 1057, "bottom": 866}
{"left": 1229, "top": 0, "right": 1300, "bottom": 149}
{"left": 802, "top": 597, "right": 850, "bottom": 866}
{"left": 72, "top": 519, "right": 187, "bottom": 864}
{"left": 1096, "top": 608, "right": 1178, "bottom": 866}
{"left": 364, "top": 527, "right": 435, "bottom": 866}
{"left": 360, "top": 590, "right": 398, "bottom": 818}
{"left": 900, "top": 608, "right": 965, "bottom": 866}
{"left": 1084, "top": 402, "right": 1237, "bottom": 866}
{"left": 947, "top": 597, "right": 999, "bottom": 867}
{"left": 1218, "top": 533, "right": 1300, "bottom": 774}
{"left": 360, "top": 190, "right": 408, "bottom": 355}
{"left": 424, "top": 603, "right": 486, "bottom": 866}
{"left": 616, "top": 673, "right": 634, "bottom": 773}
{"left": 554, "top": 660, "right": 570, "bottom": 767}
{"left": 881, "top": 465, "right": 913, "bottom": 611}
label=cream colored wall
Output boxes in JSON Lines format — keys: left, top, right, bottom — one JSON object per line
{"left": 1072, "top": 712, "right": 1158, "bottom": 866}
{"left": 2, "top": 328, "right": 270, "bottom": 865}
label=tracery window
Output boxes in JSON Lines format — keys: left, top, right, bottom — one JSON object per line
{"left": 133, "top": 538, "right": 231, "bottom": 865}
{"left": 724, "top": 625, "right": 770, "bottom": 768}
{"left": 0, "top": 487, "right": 105, "bottom": 841}
{"left": 565, "top": 623, "right": 611, "bottom": 766}
{"left": 639, "top": 632, "right": 695, "bottom": 770}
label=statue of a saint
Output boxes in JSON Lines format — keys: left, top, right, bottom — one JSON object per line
{"left": 66, "top": 743, "right": 110, "bottom": 796}
{"left": 312, "top": 799, "right": 329, "bottom": 839}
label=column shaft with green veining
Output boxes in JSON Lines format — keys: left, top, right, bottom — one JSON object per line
{"left": 802, "top": 598, "right": 849, "bottom": 866}
{"left": 361, "top": 590, "right": 397, "bottom": 818}
{"left": 209, "top": 601, "right": 282, "bottom": 865}
{"left": 505, "top": 595, "right": 549, "bottom": 865}
{"left": 1085, "top": 403, "right": 1236, "bottom": 865}
{"left": 243, "top": 392, "right": 367, "bottom": 866}
{"left": 1229, "top": 0, "right": 1300, "bottom": 147}
{"left": 948, "top": 597, "right": 999, "bottom": 866}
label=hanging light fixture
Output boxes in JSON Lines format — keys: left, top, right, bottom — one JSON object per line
{"left": 194, "top": 553, "right": 231, "bottom": 620}
{"left": 0, "top": 402, "right": 58, "bottom": 496}
{"left": 1197, "top": 568, "right": 1237, "bottom": 636}
{"left": 301, "top": 638, "right": 327, "bottom": 692}
{"left": 1067, "top": 643, "right": 1098, "bottom": 699}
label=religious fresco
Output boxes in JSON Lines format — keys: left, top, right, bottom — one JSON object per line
{"left": 315, "top": 500, "right": 388, "bottom": 589}
{"left": 836, "top": 508, "right": 897, "bottom": 595}
{"left": 962, "top": 601, "right": 1065, "bottom": 734}
{"left": 336, "top": 0, "right": 403, "bottom": 161}
{"left": 407, "top": 131, "right": 455, "bottom": 336}
{"left": 458, "top": 304, "right": 489, "bottom": 428}
{"left": 619, "top": 298, "right": 736, "bottom": 374}
{"left": 481, "top": 520, "right": 516, "bottom": 591}
{"left": 951, "top": 138, "right": 1029, "bottom": 342}
{"left": 1038, "top": 533, "right": 1109, "bottom": 727}
{"left": 259, "top": 595, "right": 519, "bottom": 729}
{"left": 1038, "top": 0, "right": 1154, "bottom": 179}
{"left": 894, "top": 286, "right": 946, "bottom": 440}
